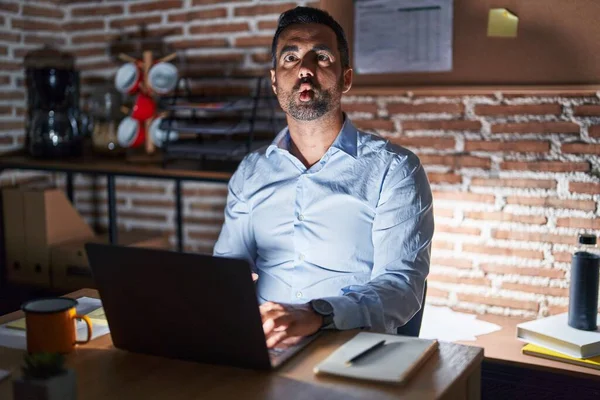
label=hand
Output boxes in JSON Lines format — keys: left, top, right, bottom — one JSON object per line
{"left": 259, "top": 301, "right": 322, "bottom": 348}
{"left": 252, "top": 273, "right": 258, "bottom": 282}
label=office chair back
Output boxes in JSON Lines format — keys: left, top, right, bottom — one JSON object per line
{"left": 396, "top": 280, "right": 427, "bottom": 337}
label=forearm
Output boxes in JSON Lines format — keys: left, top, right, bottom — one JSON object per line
{"left": 319, "top": 264, "right": 427, "bottom": 333}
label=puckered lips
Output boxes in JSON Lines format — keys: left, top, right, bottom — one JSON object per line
{"left": 298, "top": 82, "right": 315, "bottom": 102}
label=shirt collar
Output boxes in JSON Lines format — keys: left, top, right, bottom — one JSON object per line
{"left": 331, "top": 116, "right": 358, "bottom": 158}
{"left": 265, "top": 115, "right": 358, "bottom": 159}
{"left": 266, "top": 125, "right": 290, "bottom": 158}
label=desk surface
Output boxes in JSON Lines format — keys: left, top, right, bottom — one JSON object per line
{"left": 459, "top": 314, "right": 600, "bottom": 380}
{"left": 0, "top": 289, "right": 483, "bottom": 400}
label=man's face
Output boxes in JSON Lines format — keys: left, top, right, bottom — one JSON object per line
{"left": 270, "top": 23, "right": 352, "bottom": 121}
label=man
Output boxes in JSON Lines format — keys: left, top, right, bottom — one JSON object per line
{"left": 214, "top": 6, "right": 434, "bottom": 349}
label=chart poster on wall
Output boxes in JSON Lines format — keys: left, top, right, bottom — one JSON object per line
{"left": 354, "top": 0, "right": 453, "bottom": 74}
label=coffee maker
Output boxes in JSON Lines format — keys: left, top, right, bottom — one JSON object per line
{"left": 24, "top": 46, "right": 84, "bottom": 158}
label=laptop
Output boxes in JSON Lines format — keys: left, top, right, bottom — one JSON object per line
{"left": 85, "top": 243, "right": 320, "bottom": 370}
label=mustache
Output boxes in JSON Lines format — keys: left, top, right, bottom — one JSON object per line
{"left": 293, "top": 77, "right": 320, "bottom": 91}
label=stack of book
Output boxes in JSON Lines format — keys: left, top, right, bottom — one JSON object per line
{"left": 517, "top": 313, "right": 600, "bottom": 370}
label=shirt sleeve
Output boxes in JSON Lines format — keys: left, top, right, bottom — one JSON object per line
{"left": 213, "top": 157, "right": 257, "bottom": 271}
{"left": 319, "top": 152, "right": 434, "bottom": 333}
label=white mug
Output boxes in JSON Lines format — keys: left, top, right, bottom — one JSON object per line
{"left": 117, "top": 117, "right": 145, "bottom": 148}
{"left": 149, "top": 117, "right": 178, "bottom": 148}
{"left": 148, "top": 62, "right": 178, "bottom": 94}
{"left": 114, "top": 62, "right": 141, "bottom": 94}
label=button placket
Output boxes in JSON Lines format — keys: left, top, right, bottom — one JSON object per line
{"left": 294, "top": 173, "right": 307, "bottom": 261}
{"left": 291, "top": 173, "right": 305, "bottom": 306}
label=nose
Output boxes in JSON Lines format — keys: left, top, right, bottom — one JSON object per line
{"left": 298, "top": 53, "right": 317, "bottom": 79}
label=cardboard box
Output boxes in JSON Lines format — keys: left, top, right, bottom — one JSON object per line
{"left": 3, "top": 185, "right": 93, "bottom": 287}
{"left": 50, "top": 231, "right": 169, "bottom": 291}
{"left": 23, "top": 187, "right": 95, "bottom": 287}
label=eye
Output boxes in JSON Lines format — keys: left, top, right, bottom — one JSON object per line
{"left": 284, "top": 54, "right": 298, "bottom": 62}
{"left": 317, "top": 54, "right": 331, "bottom": 62}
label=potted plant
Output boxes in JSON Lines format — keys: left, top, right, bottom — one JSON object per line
{"left": 12, "top": 352, "right": 76, "bottom": 400}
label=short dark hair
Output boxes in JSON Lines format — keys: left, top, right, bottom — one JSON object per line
{"left": 271, "top": 6, "right": 350, "bottom": 70}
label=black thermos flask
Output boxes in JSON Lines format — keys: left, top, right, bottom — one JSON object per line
{"left": 568, "top": 233, "right": 600, "bottom": 331}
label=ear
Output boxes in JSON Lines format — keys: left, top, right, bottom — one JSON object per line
{"left": 342, "top": 68, "right": 353, "bottom": 94}
{"left": 270, "top": 69, "right": 277, "bottom": 95}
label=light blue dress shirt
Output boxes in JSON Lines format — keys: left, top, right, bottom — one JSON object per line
{"left": 213, "top": 117, "right": 434, "bottom": 333}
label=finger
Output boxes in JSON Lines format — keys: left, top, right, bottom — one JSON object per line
{"left": 266, "top": 330, "right": 289, "bottom": 348}
{"left": 281, "top": 336, "right": 303, "bottom": 345}
{"left": 259, "top": 307, "right": 286, "bottom": 324}
{"left": 262, "top": 313, "right": 294, "bottom": 336}
{"left": 262, "top": 317, "right": 276, "bottom": 335}
{"left": 260, "top": 306, "right": 285, "bottom": 322}
{"left": 274, "top": 320, "right": 314, "bottom": 339}
{"left": 279, "top": 336, "right": 303, "bottom": 348}
{"left": 262, "top": 311, "right": 291, "bottom": 335}
{"left": 259, "top": 302, "right": 284, "bottom": 314}
{"left": 271, "top": 312, "right": 294, "bottom": 328}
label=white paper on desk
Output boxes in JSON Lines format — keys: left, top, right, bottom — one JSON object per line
{"left": 0, "top": 297, "right": 110, "bottom": 350}
{"left": 354, "top": 0, "right": 453, "bottom": 74}
{"left": 0, "top": 369, "right": 11, "bottom": 382}
{"left": 419, "top": 305, "right": 501, "bottom": 342}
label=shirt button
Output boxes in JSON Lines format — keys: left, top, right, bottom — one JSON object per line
{"left": 298, "top": 214, "right": 305, "bottom": 221}
{"left": 299, "top": 253, "right": 305, "bottom": 261}
{"left": 296, "top": 291, "right": 302, "bottom": 298}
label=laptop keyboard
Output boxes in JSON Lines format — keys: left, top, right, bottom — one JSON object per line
{"left": 268, "top": 346, "right": 292, "bottom": 365}
{"left": 268, "top": 347, "right": 287, "bottom": 357}
{"left": 267, "top": 333, "right": 321, "bottom": 366}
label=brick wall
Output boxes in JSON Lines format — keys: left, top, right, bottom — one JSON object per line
{"left": 1, "top": 1, "right": 599, "bottom": 319}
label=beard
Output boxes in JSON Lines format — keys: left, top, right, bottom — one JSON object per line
{"left": 277, "top": 76, "right": 344, "bottom": 121}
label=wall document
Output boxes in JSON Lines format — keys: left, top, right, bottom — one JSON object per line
{"left": 354, "top": 0, "right": 453, "bottom": 74}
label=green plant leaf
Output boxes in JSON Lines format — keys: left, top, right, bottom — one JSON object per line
{"left": 21, "top": 352, "right": 66, "bottom": 380}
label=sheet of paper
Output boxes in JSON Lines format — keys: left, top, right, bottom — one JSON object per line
{"left": 0, "top": 369, "right": 10, "bottom": 383}
{"left": 419, "top": 305, "right": 501, "bottom": 342}
{"left": 5, "top": 297, "right": 108, "bottom": 331}
{"left": 354, "top": 0, "right": 453, "bottom": 74}
{"left": 0, "top": 297, "right": 110, "bottom": 350}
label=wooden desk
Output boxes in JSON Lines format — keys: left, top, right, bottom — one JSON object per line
{"left": 458, "top": 314, "right": 600, "bottom": 399}
{"left": 0, "top": 289, "right": 483, "bottom": 400}
{"left": 461, "top": 314, "right": 600, "bottom": 379}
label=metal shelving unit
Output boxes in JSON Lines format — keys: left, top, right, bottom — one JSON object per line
{"left": 157, "top": 75, "right": 285, "bottom": 169}
{"left": 0, "top": 76, "right": 287, "bottom": 288}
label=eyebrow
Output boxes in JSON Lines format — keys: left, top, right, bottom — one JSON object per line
{"left": 311, "top": 44, "right": 334, "bottom": 53}
{"left": 279, "top": 45, "right": 299, "bottom": 57}
{"left": 279, "top": 44, "right": 335, "bottom": 59}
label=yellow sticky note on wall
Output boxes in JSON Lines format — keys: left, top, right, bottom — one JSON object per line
{"left": 488, "top": 8, "right": 519, "bottom": 38}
